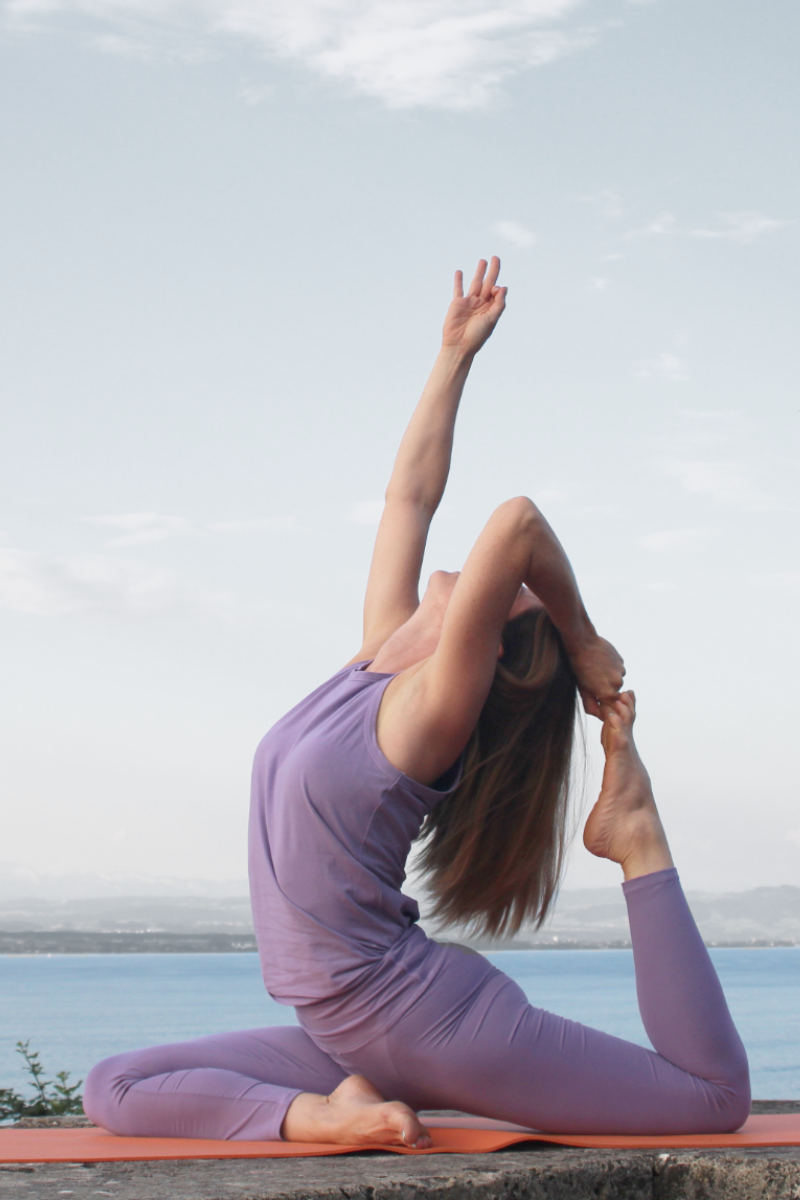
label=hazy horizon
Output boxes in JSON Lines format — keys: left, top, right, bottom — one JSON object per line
{"left": 3, "top": 860, "right": 800, "bottom": 903}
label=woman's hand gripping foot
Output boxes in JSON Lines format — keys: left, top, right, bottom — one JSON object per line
{"left": 583, "top": 692, "right": 674, "bottom": 881}
{"left": 281, "top": 1075, "right": 433, "bottom": 1149}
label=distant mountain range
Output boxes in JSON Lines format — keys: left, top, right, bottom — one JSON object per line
{"left": 512, "top": 885, "right": 800, "bottom": 948}
{"left": 2, "top": 865, "right": 800, "bottom": 949}
{"left": 0, "top": 893, "right": 253, "bottom": 936}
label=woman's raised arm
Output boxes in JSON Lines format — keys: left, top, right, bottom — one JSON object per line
{"left": 351, "top": 259, "right": 507, "bottom": 663}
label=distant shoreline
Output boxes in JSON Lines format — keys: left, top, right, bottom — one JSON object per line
{"left": 4, "top": 885, "right": 800, "bottom": 951}
{"left": 1, "top": 931, "right": 798, "bottom": 955}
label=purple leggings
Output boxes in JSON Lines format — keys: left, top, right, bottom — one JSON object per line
{"left": 84, "top": 870, "right": 750, "bottom": 1139}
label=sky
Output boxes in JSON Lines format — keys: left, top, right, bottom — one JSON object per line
{"left": 1, "top": 0, "right": 798, "bottom": 898}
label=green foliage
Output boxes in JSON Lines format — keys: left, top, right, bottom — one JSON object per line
{"left": 0, "top": 1041, "right": 83, "bottom": 1123}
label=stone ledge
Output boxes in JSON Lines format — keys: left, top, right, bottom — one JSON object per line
{"left": 3, "top": 1104, "right": 799, "bottom": 1200}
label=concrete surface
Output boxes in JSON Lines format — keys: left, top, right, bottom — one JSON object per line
{"left": 3, "top": 1102, "right": 799, "bottom": 1200}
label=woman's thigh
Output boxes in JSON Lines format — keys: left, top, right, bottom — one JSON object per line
{"left": 336, "top": 957, "right": 745, "bottom": 1135}
{"left": 88, "top": 1025, "right": 347, "bottom": 1094}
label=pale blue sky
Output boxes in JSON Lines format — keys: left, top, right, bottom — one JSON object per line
{"left": 1, "top": 0, "right": 798, "bottom": 895}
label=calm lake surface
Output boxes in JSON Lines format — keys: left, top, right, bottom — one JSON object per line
{"left": 2, "top": 948, "right": 799, "bottom": 1100}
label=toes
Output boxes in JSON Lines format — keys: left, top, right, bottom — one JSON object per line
{"left": 611, "top": 692, "right": 636, "bottom": 727}
{"left": 386, "top": 1103, "right": 430, "bottom": 1149}
{"left": 600, "top": 706, "right": 623, "bottom": 740}
{"left": 604, "top": 692, "right": 636, "bottom": 726}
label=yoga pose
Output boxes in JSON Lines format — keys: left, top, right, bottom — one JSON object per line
{"left": 85, "top": 259, "right": 749, "bottom": 1145}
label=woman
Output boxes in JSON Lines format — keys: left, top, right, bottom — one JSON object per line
{"left": 84, "top": 259, "right": 749, "bottom": 1147}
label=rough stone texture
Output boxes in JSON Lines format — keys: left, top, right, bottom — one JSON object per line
{"left": 3, "top": 1103, "right": 800, "bottom": 1200}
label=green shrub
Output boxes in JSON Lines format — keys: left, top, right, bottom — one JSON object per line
{"left": 0, "top": 1041, "right": 83, "bottom": 1123}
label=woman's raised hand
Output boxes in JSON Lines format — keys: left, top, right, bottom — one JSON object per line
{"left": 442, "top": 257, "right": 507, "bottom": 355}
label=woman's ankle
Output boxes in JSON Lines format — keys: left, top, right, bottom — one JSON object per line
{"left": 620, "top": 812, "right": 674, "bottom": 881}
{"left": 281, "top": 1092, "right": 327, "bottom": 1142}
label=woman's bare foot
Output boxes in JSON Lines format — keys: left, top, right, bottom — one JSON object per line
{"left": 583, "top": 692, "right": 674, "bottom": 881}
{"left": 281, "top": 1074, "right": 432, "bottom": 1149}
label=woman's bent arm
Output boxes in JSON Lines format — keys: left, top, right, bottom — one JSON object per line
{"left": 378, "top": 497, "right": 624, "bottom": 782}
{"left": 515, "top": 501, "right": 625, "bottom": 718}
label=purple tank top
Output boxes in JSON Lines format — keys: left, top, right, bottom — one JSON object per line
{"left": 248, "top": 661, "right": 463, "bottom": 1008}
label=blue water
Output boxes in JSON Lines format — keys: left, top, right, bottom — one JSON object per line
{"left": 2, "top": 949, "right": 799, "bottom": 1100}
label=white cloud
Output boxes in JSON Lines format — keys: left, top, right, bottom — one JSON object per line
{"left": 624, "top": 209, "right": 792, "bottom": 246}
{"left": 638, "top": 352, "right": 686, "bottom": 382}
{"left": 84, "top": 511, "right": 303, "bottom": 543}
{"left": 83, "top": 512, "right": 194, "bottom": 547}
{"left": 0, "top": 513, "right": 305, "bottom": 619}
{"left": 208, "top": 515, "right": 301, "bottom": 534}
{"left": 492, "top": 219, "right": 537, "bottom": 248}
{"left": 0, "top": 545, "right": 233, "bottom": 618}
{"left": 586, "top": 275, "right": 609, "bottom": 292}
{"left": 660, "top": 460, "right": 785, "bottom": 511}
{"left": 345, "top": 498, "right": 384, "bottom": 526}
{"left": 639, "top": 527, "right": 717, "bottom": 553}
{"left": 691, "top": 211, "right": 793, "bottom": 246}
{"left": 625, "top": 211, "right": 677, "bottom": 239}
{"left": 237, "top": 79, "right": 273, "bottom": 106}
{"left": 3, "top": 0, "right": 594, "bottom": 110}
{"left": 667, "top": 409, "right": 743, "bottom": 453}
{"left": 577, "top": 187, "right": 623, "bottom": 220}
{"left": 89, "top": 30, "right": 156, "bottom": 59}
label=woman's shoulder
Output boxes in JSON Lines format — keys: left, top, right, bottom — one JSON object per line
{"left": 256, "top": 660, "right": 391, "bottom": 755}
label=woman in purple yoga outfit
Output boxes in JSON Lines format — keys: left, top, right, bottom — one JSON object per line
{"left": 85, "top": 258, "right": 749, "bottom": 1147}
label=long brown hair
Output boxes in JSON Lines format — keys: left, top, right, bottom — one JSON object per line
{"left": 417, "top": 607, "right": 580, "bottom": 938}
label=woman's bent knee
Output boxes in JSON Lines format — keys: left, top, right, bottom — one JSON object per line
{"left": 83, "top": 1054, "right": 140, "bottom": 1133}
{"left": 707, "top": 1064, "right": 751, "bottom": 1134}
{"left": 724, "top": 1080, "right": 752, "bottom": 1134}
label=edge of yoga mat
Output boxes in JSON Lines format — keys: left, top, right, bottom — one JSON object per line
{"left": 2, "top": 1115, "right": 800, "bottom": 1162}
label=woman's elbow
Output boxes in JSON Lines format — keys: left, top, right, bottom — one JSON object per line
{"left": 492, "top": 496, "right": 544, "bottom": 537}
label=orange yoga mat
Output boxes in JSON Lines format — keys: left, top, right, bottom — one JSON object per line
{"left": 2, "top": 1115, "right": 800, "bottom": 1162}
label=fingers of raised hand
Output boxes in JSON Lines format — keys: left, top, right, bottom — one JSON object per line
{"left": 481, "top": 255, "right": 501, "bottom": 301}
{"left": 468, "top": 258, "right": 488, "bottom": 297}
{"left": 490, "top": 285, "right": 508, "bottom": 316}
{"left": 453, "top": 269, "right": 464, "bottom": 300}
{"left": 580, "top": 675, "right": 626, "bottom": 719}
